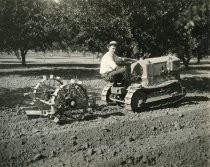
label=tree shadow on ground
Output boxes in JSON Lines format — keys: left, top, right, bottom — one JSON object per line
{"left": 178, "top": 96, "right": 209, "bottom": 106}
{"left": 181, "top": 69, "right": 210, "bottom": 75}
{"left": 0, "top": 87, "right": 32, "bottom": 107}
{"left": 188, "top": 66, "right": 210, "bottom": 71}
{"left": 181, "top": 77, "right": 210, "bottom": 93}
{"left": 189, "top": 61, "right": 210, "bottom": 65}
{"left": 0, "top": 68, "right": 100, "bottom": 80}
{"left": 138, "top": 95, "right": 209, "bottom": 113}
{"left": 0, "top": 64, "right": 99, "bottom": 69}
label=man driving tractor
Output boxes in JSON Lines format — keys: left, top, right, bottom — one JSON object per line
{"left": 100, "top": 41, "right": 137, "bottom": 86}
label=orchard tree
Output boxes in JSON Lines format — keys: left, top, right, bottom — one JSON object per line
{"left": 57, "top": 0, "right": 87, "bottom": 51}
{"left": 51, "top": 0, "right": 209, "bottom": 68}
{"left": 191, "top": 0, "right": 209, "bottom": 63}
{"left": 59, "top": 0, "right": 134, "bottom": 56}
{"left": 174, "top": 0, "right": 209, "bottom": 67}
{"left": 0, "top": 0, "right": 61, "bottom": 65}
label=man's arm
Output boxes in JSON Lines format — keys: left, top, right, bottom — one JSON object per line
{"left": 122, "top": 57, "right": 137, "bottom": 62}
{"left": 113, "top": 55, "right": 124, "bottom": 65}
{"left": 114, "top": 55, "right": 136, "bottom": 65}
{"left": 109, "top": 54, "right": 118, "bottom": 70}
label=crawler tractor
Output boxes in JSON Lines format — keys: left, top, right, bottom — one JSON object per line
{"left": 101, "top": 55, "right": 186, "bottom": 111}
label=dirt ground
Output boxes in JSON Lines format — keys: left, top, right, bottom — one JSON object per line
{"left": 0, "top": 58, "right": 210, "bottom": 167}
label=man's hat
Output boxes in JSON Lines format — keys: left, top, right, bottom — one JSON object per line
{"left": 107, "top": 41, "right": 117, "bottom": 48}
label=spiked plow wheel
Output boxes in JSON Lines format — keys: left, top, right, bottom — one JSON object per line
{"left": 23, "top": 75, "right": 91, "bottom": 123}
{"left": 33, "top": 75, "right": 63, "bottom": 111}
{"left": 52, "top": 81, "right": 88, "bottom": 122}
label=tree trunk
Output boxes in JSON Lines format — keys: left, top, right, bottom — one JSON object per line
{"left": 83, "top": 51, "right": 86, "bottom": 57}
{"left": 14, "top": 50, "right": 21, "bottom": 60}
{"left": 14, "top": 49, "right": 28, "bottom": 65}
{"left": 181, "top": 57, "right": 190, "bottom": 69}
{"left": 196, "top": 53, "right": 202, "bottom": 64}
{"left": 197, "top": 57, "right": 201, "bottom": 64}
{"left": 21, "top": 49, "right": 28, "bottom": 66}
{"left": 21, "top": 54, "right": 26, "bottom": 65}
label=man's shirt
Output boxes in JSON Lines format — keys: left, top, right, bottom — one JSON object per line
{"left": 100, "top": 52, "right": 118, "bottom": 74}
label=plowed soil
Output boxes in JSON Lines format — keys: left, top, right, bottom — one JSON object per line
{"left": 0, "top": 60, "right": 210, "bottom": 167}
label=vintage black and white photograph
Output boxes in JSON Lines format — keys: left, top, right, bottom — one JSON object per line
{"left": 0, "top": 0, "right": 209, "bottom": 166}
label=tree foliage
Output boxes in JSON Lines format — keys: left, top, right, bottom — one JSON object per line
{"left": 0, "top": 0, "right": 62, "bottom": 65}
{"left": 58, "top": 0, "right": 209, "bottom": 67}
{"left": 0, "top": 0, "right": 209, "bottom": 67}
{"left": 173, "top": 0, "right": 209, "bottom": 67}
